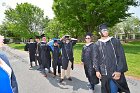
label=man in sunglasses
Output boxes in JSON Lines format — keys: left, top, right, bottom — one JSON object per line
{"left": 93, "top": 24, "right": 130, "bottom": 93}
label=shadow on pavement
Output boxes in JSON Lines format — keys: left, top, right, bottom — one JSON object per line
{"left": 65, "top": 77, "right": 89, "bottom": 91}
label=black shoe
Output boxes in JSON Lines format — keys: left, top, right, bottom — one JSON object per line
{"left": 59, "top": 79, "right": 64, "bottom": 83}
{"left": 67, "top": 77, "right": 72, "bottom": 81}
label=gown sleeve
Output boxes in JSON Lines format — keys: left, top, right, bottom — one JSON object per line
{"left": 81, "top": 47, "right": 84, "bottom": 62}
{"left": 92, "top": 44, "right": 100, "bottom": 72}
{"left": 115, "top": 39, "right": 128, "bottom": 72}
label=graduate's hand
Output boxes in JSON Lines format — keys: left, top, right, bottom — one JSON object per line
{"left": 60, "top": 36, "right": 65, "bottom": 41}
{"left": 112, "top": 72, "right": 121, "bottom": 80}
{"left": 96, "top": 72, "right": 101, "bottom": 79}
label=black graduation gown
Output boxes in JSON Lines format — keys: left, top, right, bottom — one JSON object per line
{"left": 28, "top": 42, "right": 36, "bottom": 62}
{"left": 51, "top": 46, "right": 62, "bottom": 69}
{"left": 35, "top": 42, "right": 42, "bottom": 65}
{"left": 60, "top": 40, "right": 77, "bottom": 70}
{"left": 24, "top": 43, "right": 29, "bottom": 51}
{"left": 93, "top": 37, "right": 130, "bottom": 93}
{"left": 40, "top": 42, "right": 51, "bottom": 69}
{"left": 81, "top": 43, "right": 99, "bottom": 84}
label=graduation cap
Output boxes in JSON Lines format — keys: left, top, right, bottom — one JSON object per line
{"left": 41, "top": 34, "right": 45, "bottom": 37}
{"left": 29, "top": 37, "right": 33, "bottom": 39}
{"left": 64, "top": 35, "right": 71, "bottom": 40}
{"left": 85, "top": 32, "right": 93, "bottom": 37}
{"left": 54, "top": 39, "right": 58, "bottom": 43}
{"left": 99, "top": 24, "right": 108, "bottom": 32}
{"left": 35, "top": 36, "right": 40, "bottom": 39}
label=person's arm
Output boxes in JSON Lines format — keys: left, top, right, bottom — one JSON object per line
{"left": 112, "top": 38, "right": 128, "bottom": 80}
{"left": 92, "top": 44, "right": 100, "bottom": 72}
{"left": 24, "top": 43, "right": 29, "bottom": 51}
{"left": 58, "top": 40, "right": 63, "bottom": 48}
{"left": 92, "top": 44, "right": 101, "bottom": 79}
{"left": 81, "top": 47, "right": 84, "bottom": 65}
{"left": 114, "top": 39, "right": 128, "bottom": 72}
{"left": 71, "top": 38, "right": 77, "bottom": 46}
{"left": 60, "top": 36, "right": 65, "bottom": 41}
{"left": 0, "top": 53, "right": 18, "bottom": 93}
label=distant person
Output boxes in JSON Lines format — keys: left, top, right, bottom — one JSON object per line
{"left": 51, "top": 40, "right": 62, "bottom": 77}
{"left": 26, "top": 38, "right": 37, "bottom": 67}
{"left": 59, "top": 35, "right": 77, "bottom": 83}
{"left": 40, "top": 34, "right": 51, "bottom": 77}
{"left": 35, "top": 36, "right": 42, "bottom": 70}
{"left": 0, "top": 35, "right": 18, "bottom": 93}
{"left": 81, "top": 33, "right": 99, "bottom": 93}
{"left": 93, "top": 24, "right": 130, "bottom": 93}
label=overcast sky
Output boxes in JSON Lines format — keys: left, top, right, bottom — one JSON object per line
{"left": 0, "top": 0, "right": 140, "bottom": 24}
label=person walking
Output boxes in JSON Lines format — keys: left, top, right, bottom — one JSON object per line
{"left": 26, "top": 38, "right": 37, "bottom": 67}
{"left": 59, "top": 35, "right": 77, "bottom": 83}
{"left": 40, "top": 34, "right": 51, "bottom": 77}
{"left": 35, "top": 36, "right": 42, "bottom": 70}
{"left": 81, "top": 33, "right": 99, "bottom": 93}
{"left": 51, "top": 40, "right": 62, "bottom": 77}
{"left": 93, "top": 24, "right": 130, "bottom": 93}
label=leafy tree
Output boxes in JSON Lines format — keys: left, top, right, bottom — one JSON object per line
{"left": 4, "top": 3, "right": 45, "bottom": 38}
{"left": 53, "top": 0, "right": 139, "bottom": 34}
{"left": 110, "top": 16, "right": 140, "bottom": 42}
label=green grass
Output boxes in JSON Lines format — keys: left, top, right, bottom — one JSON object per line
{"left": 8, "top": 43, "right": 25, "bottom": 51}
{"left": 123, "top": 41, "right": 140, "bottom": 78}
{"left": 8, "top": 41, "right": 140, "bottom": 78}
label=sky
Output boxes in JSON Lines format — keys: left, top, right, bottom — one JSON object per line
{"left": 0, "top": 0, "right": 140, "bottom": 24}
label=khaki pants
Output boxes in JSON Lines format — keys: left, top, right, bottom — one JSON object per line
{"left": 61, "top": 61, "right": 72, "bottom": 79}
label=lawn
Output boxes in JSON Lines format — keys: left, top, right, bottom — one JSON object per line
{"left": 8, "top": 43, "right": 25, "bottom": 51}
{"left": 8, "top": 41, "right": 140, "bottom": 78}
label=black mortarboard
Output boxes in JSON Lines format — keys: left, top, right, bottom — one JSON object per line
{"left": 54, "top": 40, "right": 58, "bottom": 43}
{"left": 35, "top": 36, "right": 40, "bottom": 39}
{"left": 64, "top": 35, "right": 70, "bottom": 38}
{"left": 29, "top": 37, "right": 33, "bottom": 39}
{"left": 85, "top": 32, "right": 93, "bottom": 37}
{"left": 41, "top": 34, "right": 45, "bottom": 38}
{"left": 99, "top": 24, "right": 108, "bottom": 32}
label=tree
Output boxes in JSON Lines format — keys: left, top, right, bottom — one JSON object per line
{"left": 4, "top": 3, "right": 45, "bottom": 38}
{"left": 110, "top": 16, "right": 140, "bottom": 42}
{"left": 45, "top": 18, "right": 60, "bottom": 39}
{"left": 53, "top": 0, "right": 139, "bottom": 34}
{"left": 0, "top": 21, "right": 15, "bottom": 38}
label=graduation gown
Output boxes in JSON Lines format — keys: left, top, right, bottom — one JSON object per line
{"left": 81, "top": 43, "right": 99, "bottom": 84}
{"left": 24, "top": 43, "right": 29, "bottom": 51}
{"left": 40, "top": 42, "right": 51, "bottom": 69}
{"left": 51, "top": 46, "right": 62, "bottom": 69}
{"left": 28, "top": 42, "right": 36, "bottom": 62}
{"left": 93, "top": 37, "right": 130, "bottom": 93}
{"left": 60, "top": 40, "right": 77, "bottom": 70}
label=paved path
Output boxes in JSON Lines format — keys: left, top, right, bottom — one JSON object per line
{"left": 1, "top": 45, "right": 140, "bottom": 93}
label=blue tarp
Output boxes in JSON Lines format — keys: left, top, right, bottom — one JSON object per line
{"left": 48, "top": 38, "right": 60, "bottom": 51}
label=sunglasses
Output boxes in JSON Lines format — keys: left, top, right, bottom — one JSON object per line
{"left": 85, "top": 38, "right": 91, "bottom": 39}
